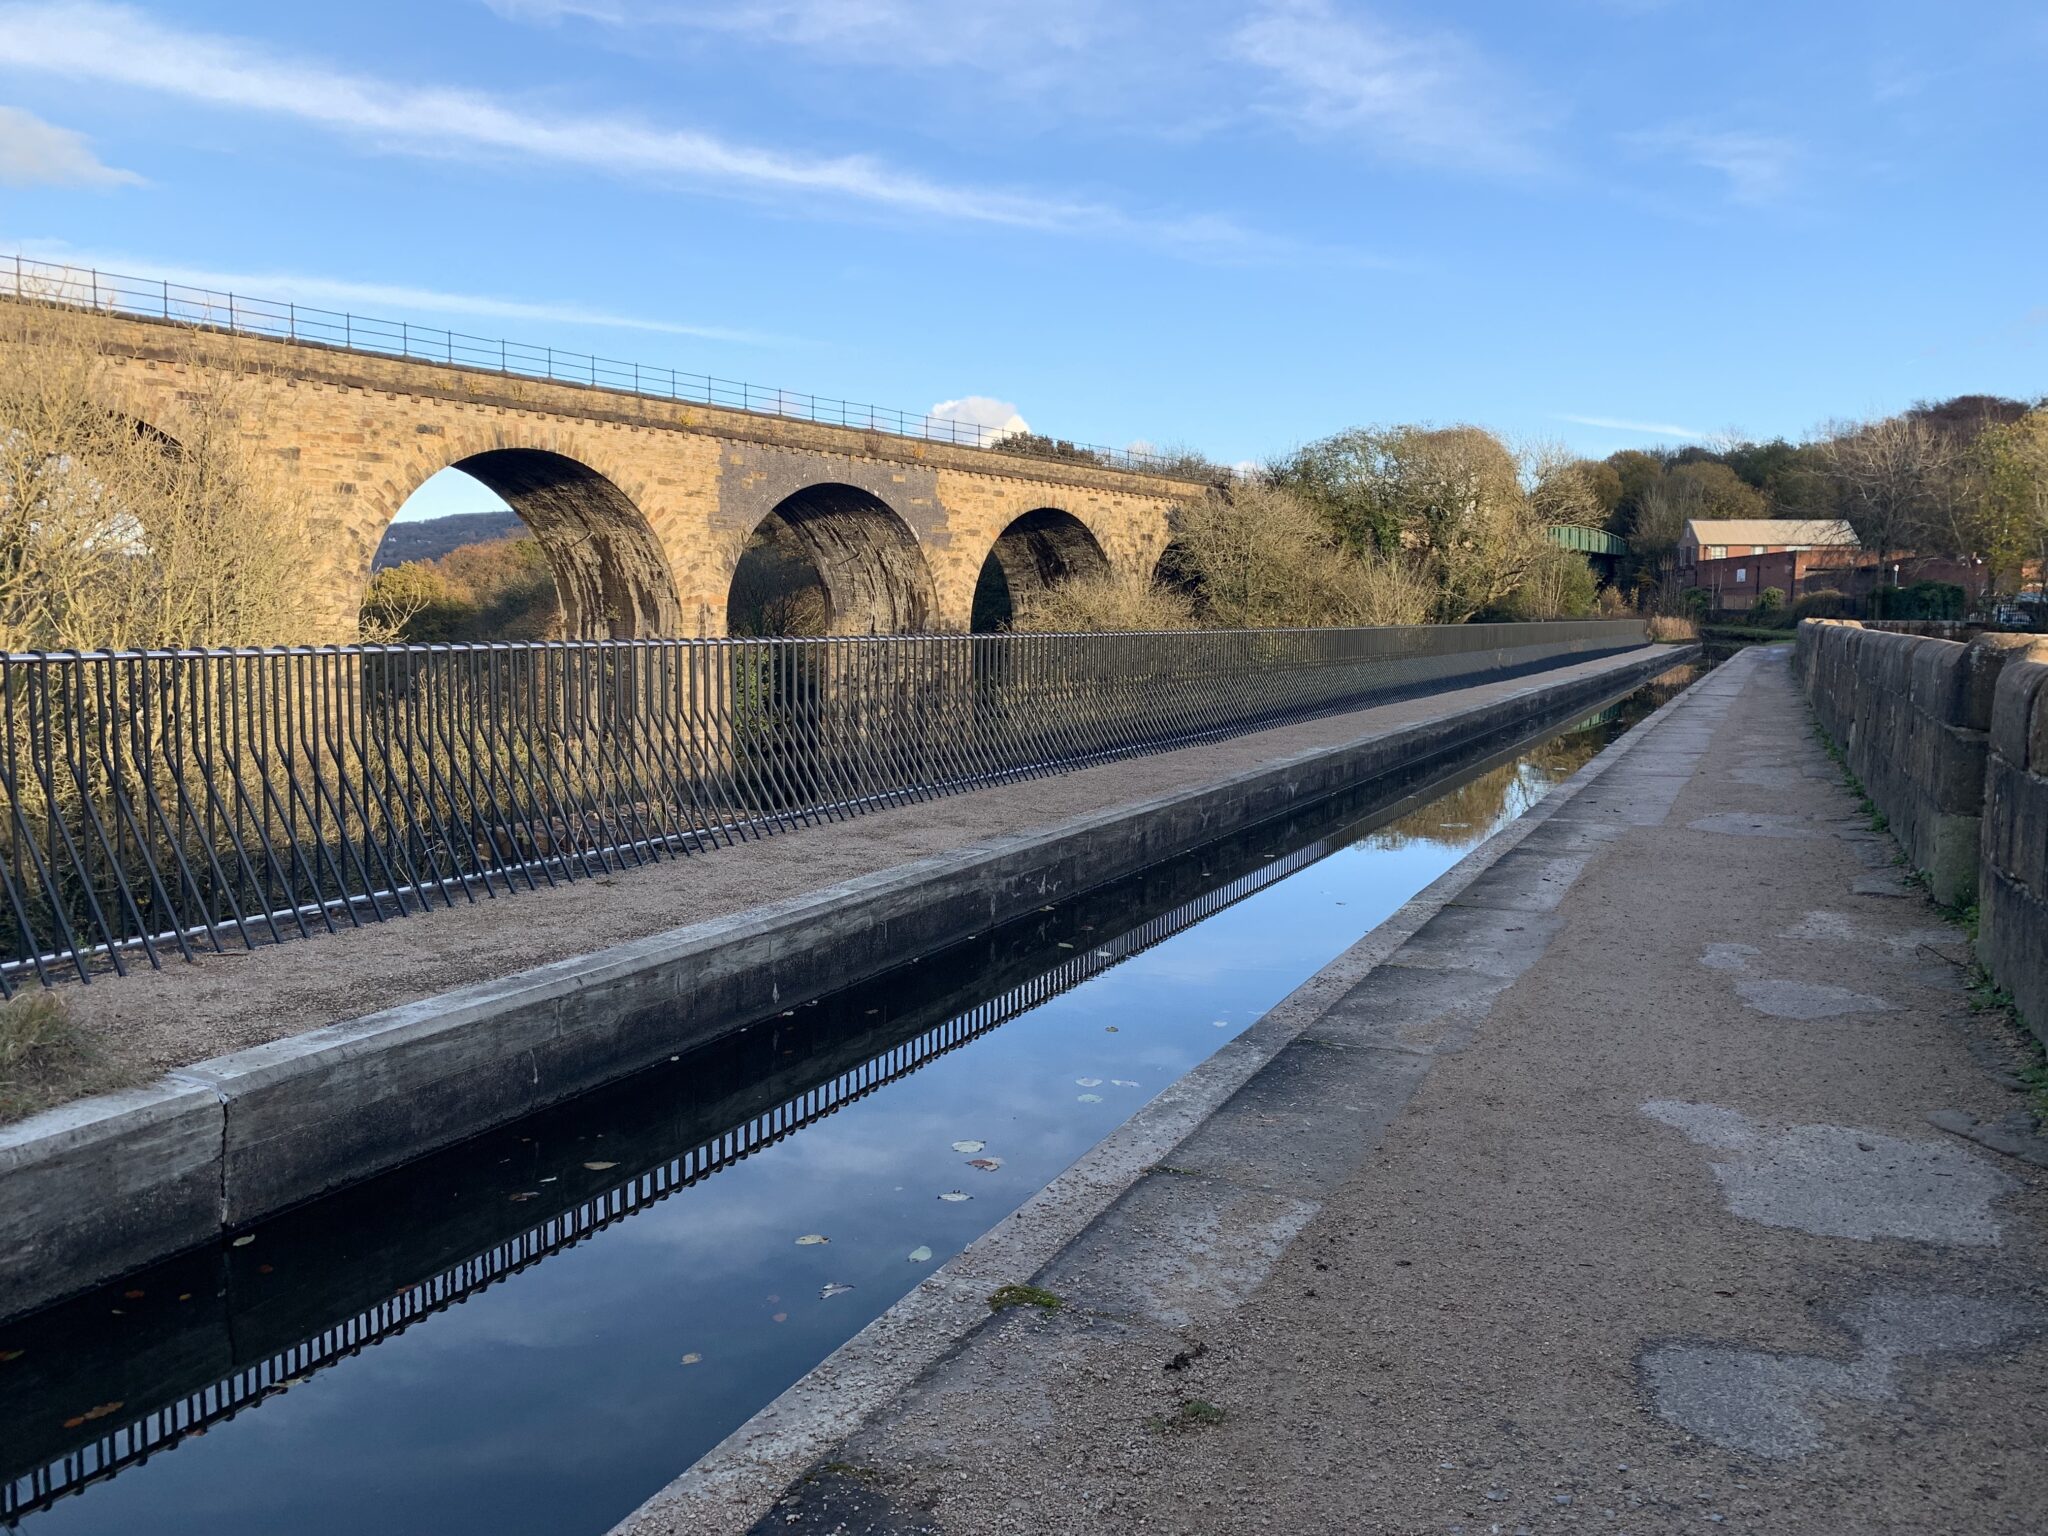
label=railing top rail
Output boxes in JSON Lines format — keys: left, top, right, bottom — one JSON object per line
{"left": 0, "top": 619, "right": 1649, "bottom": 666}
{"left": 0, "top": 253, "right": 1214, "bottom": 483}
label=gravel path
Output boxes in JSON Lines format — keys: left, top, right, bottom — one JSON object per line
{"left": 718, "top": 646, "right": 2048, "bottom": 1536}
{"left": 62, "top": 649, "right": 1672, "bottom": 1082}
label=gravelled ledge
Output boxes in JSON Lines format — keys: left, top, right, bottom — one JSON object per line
{"left": 0, "top": 645, "right": 1687, "bottom": 1321}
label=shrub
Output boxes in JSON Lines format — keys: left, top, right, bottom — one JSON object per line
{"left": 1754, "top": 586, "right": 1785, "bottom": 617}
{"left": 1009, "top": 568, "right": 1196, "bottom": 632}
{"left": 1790, "top": 588, "right": 1853, "bottom": 622}
{"left": 1648, "top": 613, "right": 1700, "bottom": 642}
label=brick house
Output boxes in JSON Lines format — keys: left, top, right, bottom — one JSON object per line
{"left": 1688, "top": 545, "right": 1992, "bottom": 613}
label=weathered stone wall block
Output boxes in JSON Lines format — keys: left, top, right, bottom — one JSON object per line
{"left": 1797, "top": 620, "right": 2048, "bottom": 1042}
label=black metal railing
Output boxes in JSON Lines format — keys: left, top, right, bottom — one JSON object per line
{"left": 0, "top": 254, "right": 1202, "bottom": 479}
{"left": 0, "top": 621, "right": 1646, "bottom": 991}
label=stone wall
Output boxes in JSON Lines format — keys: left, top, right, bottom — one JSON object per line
{"left": 1981, "top": 644, "right": 2048, "bottom": 1044}
{"left": 1797, "top": 619, "right": 2048, "bottom": 1040}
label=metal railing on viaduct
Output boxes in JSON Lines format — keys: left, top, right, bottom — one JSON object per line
{"left": 1, "top": 254, "right": 1190, "bottom": 477}
{"left": 0, "top": 620, "right": 1646, "bottom": 991}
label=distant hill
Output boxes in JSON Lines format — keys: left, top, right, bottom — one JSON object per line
{"left": 373, "top": 511, "right": 527, "bottom": 570}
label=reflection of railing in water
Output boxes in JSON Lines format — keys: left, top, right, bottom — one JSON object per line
{"left": 2, "top": 831, "right": 1333, "bottom": 1523}
{"left": 0, "top": 622, "right": 1647, "bottom": 993}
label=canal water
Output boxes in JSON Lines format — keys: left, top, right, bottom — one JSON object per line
{"left": 1, "top": 665, "right": 1697, "bottom": 1535}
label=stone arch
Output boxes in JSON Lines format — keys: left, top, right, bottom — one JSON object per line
{"left": 969, "top": 507, "right": 1111, "bottom": 632}
{"left": 372, "top": 434, "right": 684, "bottom": 640}
{"left": 729, "top": 483, "right": 936, "bottom": 635}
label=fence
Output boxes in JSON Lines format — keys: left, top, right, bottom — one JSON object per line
{"left": 1, "top": 254, "right": 1195, "bottom": 478}
{"left": 0, "top": 621, "right": 1646, "bottom": 991}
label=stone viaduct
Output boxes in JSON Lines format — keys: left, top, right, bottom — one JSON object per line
{"left": 31, "top": 306, "right": 1205, "bottom": 641}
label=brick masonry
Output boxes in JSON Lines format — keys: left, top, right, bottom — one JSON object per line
{"left": 50, "top": 308, "right": 1193, "bottom": 639}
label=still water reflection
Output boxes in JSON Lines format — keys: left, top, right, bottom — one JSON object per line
{"left": 2, "top": 667, "right": 1695, "bottom": 1536}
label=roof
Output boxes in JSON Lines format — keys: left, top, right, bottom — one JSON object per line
{"left": 1682, "top": 519, "right": 1859, "bottom": 547}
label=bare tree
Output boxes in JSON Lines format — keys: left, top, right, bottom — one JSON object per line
{"left": 0, "top": 298, "right": 323, "bottom": 650}
{"left": 1816, "top": 414, "right": 1967, "bottom": 576}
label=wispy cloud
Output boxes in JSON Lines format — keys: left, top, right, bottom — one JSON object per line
{"left": 1556, "top": 412, "right": 1707, "bottom": 440}
{"left": 0, "top": 104, "right": 140, "bottom": 187}
{"left": 480, "top": 0, "right": 627, "bottom": 21}
{"left": 1624, "top": 124, "right": 1802, "bottom": 205}
{"left": 1228, "top": 0, "right": 1553, "bottom": 175}
{"left": 482, "top": 0, "right": 1112, "bottom": 77}
{"left": 0, "top": 3, "right": 1255, "bottom": 250}
{"left": 6, "top": 239, "right": 784, "bottom": 344}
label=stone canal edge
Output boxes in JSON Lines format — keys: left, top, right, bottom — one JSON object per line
{"left": 614, "top": 649, "right": 1721, "bottom": 1536}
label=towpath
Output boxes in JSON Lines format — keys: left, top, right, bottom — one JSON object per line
{"left": 657, "top": 645, "right": 2047, "bottom": 1536}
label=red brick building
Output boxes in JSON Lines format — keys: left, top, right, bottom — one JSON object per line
{"left": 1688, "top": 546, "right": 1992, "bottom": 612}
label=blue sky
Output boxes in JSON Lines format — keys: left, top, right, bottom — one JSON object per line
{"left": 1, "top": 0, "right": 2043, "bottom": 524}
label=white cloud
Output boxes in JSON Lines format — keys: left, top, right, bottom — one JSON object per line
{"left": 929, "top": 395, "right": 1030, "bottom": 441}
{"left": 1556, "top": 413, "right": 1707, "bottom": 441}
{"left": 0, "top": 104, "right": 140, "bottom": 187}
{"left": 0, "top": 3, "right": 1252, "bottom": 248}
{"left": 688, "top": 1, "right": 1112, "bottom": 76}
{"left": 1228, "top": 0, "right": 1551, "bottom": 175}
{"left": 5, "top": 240, "right": 781, "bottom": 344}
{"left": 485, "top": 0, "right": 1111, "bottom": 76}
{"left": 481, "top": 0, "right": 625, "bottom": 20}
{"left": 1624, "top": 124, "right": 1800, "bottom": 205}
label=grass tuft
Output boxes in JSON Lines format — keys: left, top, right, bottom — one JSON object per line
{"left": 0, "top": 991, "right": 132, "bottom": 1123}
{"left": 988, "top": 1284, "right": 1064, "bottom": 1314}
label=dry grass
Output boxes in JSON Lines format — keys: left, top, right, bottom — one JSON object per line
{"left": 1648, "top": 613, "right": 1701, "bottom": 642}
{"left": 0, "top": 990, "right": 137, "bottom": 1123}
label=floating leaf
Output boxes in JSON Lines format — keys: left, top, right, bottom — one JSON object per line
{"left": 772, "top": 1312, "right": 788, "bottom": 1323}
{"left": 1095, "top": 949, "right": 1113, "bottom": 958}
{"left": 819, "top": 1283, "right": 855, "bottom": 1300}
{"left": 1104, "top": 1025, "right": 1119, "bottom": 1033}
{"left": 61, "top": 1401, "right": 124, "bottom": 1429}
{"left": 1056, "top": 942, "right": 1075, "bottom": 949}
{"left": 1111, "top": 1079, "right": 1140, "bottom": 1088}
{"left": 0, "top": 1349, "right": 21, "bottom": 1363}
{"left": 907, "top": 1246, "right": 933, "bottom": 1263}
{"left": 679, "top": 1353, "right": 702, "bottom": 1366}
{"left": 966, "top": 1157, "right": 1002, "bottom": 1171}
{"left": 230, "top": 1235, "right": 255, "bottom": 1248}
{"left": 794, "top": 1234, "right": 830, "bottom": 1246}
{"left": 938, "top": 1190, "right": 971, "bottom": 1202}
{"left": 1076, "top": 1077, "right": 1103, "bottom": 1087}
{"left": 1077, "top": 1093, "right": 1104, "bottom": 1103}
{"left": 508, "top": 1191, "right": 540, "bottom": 1203}
{"left": 583, "top": 1161, "right": 618, "bottom": 1172}
{"left": 951, "top": 1139, "right": 986, "bottom": 1154}
{"left": 1211, "top": 1019, "right": 1230, "bottom": 1028}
